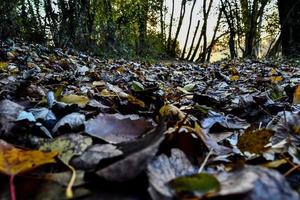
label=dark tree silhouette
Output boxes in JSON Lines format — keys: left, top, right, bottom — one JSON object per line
{"left": 278, "top": 0, "right": 300, "bottom": 57}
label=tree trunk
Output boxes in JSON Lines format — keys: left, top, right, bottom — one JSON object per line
{"left": 159, "top": 0, "right": 165, "bottom": 43}
{"left": 243, "top": 0, "right": 269, "bottom": 58}
{"left": 104, "top": 0, "right": 116, "bottom": 52}
{"left": 189, "top": 0, "right": 213, "bottom": 62}
{"left": 137, "top": 0, "right": 149, "bottom": 55}
{"left": 185, "top": 20, "right": 200, "bottom": 60}
{"left": 206, "top": 9, "right": 222, "bottom": 62}
{"left": 181, "top": 0, "right": 197, "bottom": 59}
{"left": 266, "top": 33, "right": 282, "bottom": 58}
{"left": 278, "top": 0, "right": 300, "bottom": 57}
{"left": 170, "top": 0, "right": 186, "bottom": 56}
{"left": 167, "top": 0, "right": 175, "bottom": 52}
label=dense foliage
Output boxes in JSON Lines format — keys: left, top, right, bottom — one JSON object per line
{"left": 0, "top": 0, "right": 299, "bottom": 60}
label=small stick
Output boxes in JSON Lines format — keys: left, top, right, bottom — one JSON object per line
{"left": 198, "top": 149, "right": 213, "bottom": 173}
{"left": 284, "top": 165, "right": 300, "bottom": 176}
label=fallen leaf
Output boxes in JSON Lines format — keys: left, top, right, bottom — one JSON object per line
{"left": 0, "top": 62, "right": 8, "bottom": 70}
{"left": 293, "top": 85, "right": 300, "bottom": 104}
{"left": 71, "top": 144, "right": 123, "bottom": 170}
{"left": 183, "top": 83, "right": 196, "bottom": 92}
{"left": 201, "top": 111, "right": 249, "bottom": 133}
{"left": 215, "top": 165, "right": 299, "bottom": 200}
{"left": 92, "top": 81, "right": 105, "bottom": 87}
{"left": 270, "top": 76, "right": 283, "bottom": 83}
{"left": 237, "top": 128, "right": 273, "bottom": 154}
{"left": 272, "top": 112, "right": 300, "bottom": 147}
{"left": 230, "top": 75, "right": 239, "bottom": 81}
{"left": 131, "top": 81, "right": 145, "bottom": 92}
{"left": 147, "top": 148, "right": 199, "bottom": 197}
{"left": 96, "top": 124, "right": 165, "bottom": 182}
{"left": 39, "top": 134, "right": 92, "bottom": 164}
{"left": 0, "top": 139, "right": 57, "bottom": 175}
{"left": 169, "top": 173, "right": 220, "bottom": 198}
{"left": 0, "top": 100, "right": 24, "bottom": 136}
{"left": 16, "top": 111, "right": 36, "bottom": 122}
{"left": 193, "top": 123, "right": 232, "bottom": 155}
{"left": 60, "top": 94, "right": 89, "bottom": 107}
{"left": 52, "top": 112, "right": 85, "bottom": 133}
{"left": 159, "top": 104, "right": 185, "bottom": 122}
{"left": 127, "top": 95, "right": 145, "bottom": 108}
{"left": 85, "top": 113, "right": 153, "bottom": 144}
{"left": 39, "top": 134, "right": 92, "bottom": 198}
{"left": 262, "top": 159, "right": 287, "bottom": 168}
{"left": 29, "top": 107, "right": 56, "bottom": 121}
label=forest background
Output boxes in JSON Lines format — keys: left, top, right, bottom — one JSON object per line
{"left": 1, "top": 0, "right": 299, "bottom": 62}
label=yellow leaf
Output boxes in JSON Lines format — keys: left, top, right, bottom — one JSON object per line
{"left": 229, "top": 66, "right": 239, "bottom": 75}
{"left": 0, "top": 62, "right": 8, "bottom": 70}
{"left": 293, "top": 85, "right": 300, "bottom": 105}
{"left": 116, "top": 66, "right": 126, "bottom": 74}
{"left": 262, "top": 159, "right": 287, "bottom": 168}
{"left": 269, "top": 68, "right": 277, "bottom": 76}
{"left": 159, "top": 104, "right": 185, "bottom": 121}
{"left": 61, "top": 95, "right": 89, "bottom": 107}
{"left": 92, "top": 81, "right": 106, "bottom": 87}
{"left": 127, "top": 95, "right": 145, "bottom": 108}
{"left": 0, "top": 139, "right": 57, "bottom": 176}
{"left": 270, "top": 76, "right": 283, "bottom": 83}
{"left": 108, "top": 59, "right": 114, "bottom": 64}
{"left": 230, "top": 75, "right": 239, "bottom": 81}
{"left": 100, "top": 89, "right": 116, "bottom": 97}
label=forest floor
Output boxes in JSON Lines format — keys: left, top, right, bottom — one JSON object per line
{"left": 0, "top": 41, "right": 300, "bottom": 200}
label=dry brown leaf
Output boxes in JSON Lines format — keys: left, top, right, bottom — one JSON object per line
{"left": 293, "top": 85, "right": 300, "bottom": 104}
{"left": 0, "top": 139, "right": 57, "bottom": 175}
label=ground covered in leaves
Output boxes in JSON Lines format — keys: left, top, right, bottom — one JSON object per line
{"left": 0, "top": 40, "right": 300, "bottom": 200}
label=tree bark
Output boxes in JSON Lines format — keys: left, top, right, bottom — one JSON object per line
{"left": 278, "top": 0, "right": 300, "bottom": 57}
{"left": 167, "top": 0, "right": 175, "bottom": 52}
{"left": 170, "top": 0, "right": 187, "bottom": 56}
{"left": 221, "top": 0, "right": 237, "bottom": 59}
{"left": 181, "top": 0, "right": 197, "bottom": 59}
{"left": 189, "top": 0, "right": 213, "bottom": 62}
{"left": 137, "top": 0, "right": 149, "bottom": 55}
{"left": 243, "top": 0, "right": 269, "bottom": 58}
{"left": 206, "top": 9, "right": 222, "bottom": 62}
{"left": 185, "top": 20, "right": 200, "bottom": 60}
{"left": 159, "top": 0, "right": 165, "bottom": 43}
{"left": 104, "top": 0, "right": 116, "bottom": 52}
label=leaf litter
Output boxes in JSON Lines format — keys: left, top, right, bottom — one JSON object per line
{"left": 0, "top": 40, "right": 300, "bottom": 199}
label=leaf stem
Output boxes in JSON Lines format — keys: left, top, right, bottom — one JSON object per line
{"left": 10, "top": 175, "right": 16, "bottom": 200}
{"left": 65, "top": 163, "right": 76, "bottom": 199}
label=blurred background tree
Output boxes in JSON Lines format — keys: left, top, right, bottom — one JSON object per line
{"left": 0, "top": 0, "right": 297, "bottom": 61}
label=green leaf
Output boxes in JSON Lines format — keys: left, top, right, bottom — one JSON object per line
{"left": 131, "top": 81, "right": 145, "bottom": 92}
{"left": 169, "top": 173, "right": 220, "bottom": 197}
{"left": 39, "top": 134, "right": 92, "bottom": 164}
{"left": 183, "top": 83, "right": 196, "bottom": 92}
